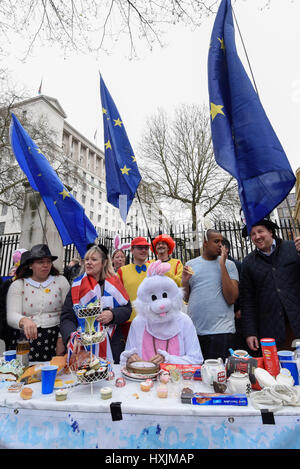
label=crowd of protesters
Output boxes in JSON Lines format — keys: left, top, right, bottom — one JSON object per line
{"left": 0, "top": 218, "right": 300, "bottom": 365}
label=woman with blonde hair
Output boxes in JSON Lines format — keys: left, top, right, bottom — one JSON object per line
{"left": 60, "top": 244, "right": 131, "bottom": 364}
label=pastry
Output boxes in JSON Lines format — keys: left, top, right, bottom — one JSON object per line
{"left": 160, "top": 372, "right": 170, "bottom": 384}
{"left": 20, "top": 387, "right": 33, "bottom": 400}
{"left": 127, "top": 361, "right": 159, "bottom": 375}
{"left": 157, "top": 385, "right": 168, "bottom": 398}
{"left": 140, "top": 381, "right": 152, "bottom": 392}
{"left": 90, "top": 358, "right": 100, "bottom": 369}
{"left": 55, "top": 389, "right": 68, "bottom": 401}
{"left": 50, "top": 355, "right": 68, "bottom": 375}
{"left": 8, "top": 383, "right": 23, "bottom": 392}
{"left": 100, "top": 387, "right": 112, "bottom": 400}
{"left": 145, "top": 378, "right": 154, "bottom": 388}
{"left": 54, "top": 379, "right": 63, "bottom": 388}
{"left": 115, "top": 377, "right": 126, "bottom": 388}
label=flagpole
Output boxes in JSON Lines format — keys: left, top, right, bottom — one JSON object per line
{"left": 232, "top": 4, "right": 298, "bottom": 238}
{"left": 136, "top": 190, "right": 157, "bottom": 259}
{"left": 231, "top": 6, "right": 259, "bottom": 97}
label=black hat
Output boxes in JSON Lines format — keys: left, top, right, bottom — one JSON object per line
{"left": 25, "top": 244, "right": 58, "bottom": 264}
{"left": 242, "top": 219, "right": 279, "bottom": 238}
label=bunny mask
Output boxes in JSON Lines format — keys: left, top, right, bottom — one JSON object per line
{"left": 134, "top": 260, "right": 183, "bottom": 340}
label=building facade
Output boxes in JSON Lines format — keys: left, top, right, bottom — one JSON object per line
{"left": 0, "top": 94, "right": 159, "bottom": 238}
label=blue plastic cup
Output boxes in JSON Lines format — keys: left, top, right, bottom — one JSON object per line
{"left": 4, "top": 350, "right": 16, "bottom": 361}
{"left": 41, "top": 365, "right": 58, "bottom": 394}
{"left": 278, "top": 350, "right": 294, "bottom": 361}
{"left": 280, "top": 360, "right": 299, "bottom": 385}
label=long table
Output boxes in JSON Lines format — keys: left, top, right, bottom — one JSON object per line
{"left": 1, "top": 365, "right": 300, "bottom": 450}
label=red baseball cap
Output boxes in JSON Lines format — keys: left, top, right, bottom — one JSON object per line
{"left": 131, "top": 237, "right": 151, "bottom": 247}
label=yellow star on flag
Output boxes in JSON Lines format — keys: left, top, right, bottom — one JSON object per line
{"left": 114, "top": 118, "right": 122, "bottom": 127}
{"left": 210, "top": 102, "right": 225, "bottom": 121}
{"left": 36, "top": 148, "right": 43, "bottom": 154}
{"left": 105, "top": 140, "right": 112, "bottom": 150}
{"left": 102, "top": 107, "right": 107, "bottom": 114}
{"left": 59, "top": 188, "right": 70, "bottom": 200}
{"left": 131, "top": 155, "right": 136, "bottom": 162}
{"left": 120, "top": 165, "right": 131, "bottom": 175}
{"left": 218, "top": 37, "right": 225, "bottom": 51}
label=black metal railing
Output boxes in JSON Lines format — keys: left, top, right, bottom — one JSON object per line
{"left": 2, "top": 218, "right": 300, "bottom": 276}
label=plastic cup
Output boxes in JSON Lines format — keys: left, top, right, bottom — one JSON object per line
{"left": 4, "top": 350, "right": 16, "bottom": 361}
{"left": 280, "top": 360, "right": 299, "bottom": 385}
{"left": 278, "top": 350, "right": 294, "bottom": 361}
{"left": 41, "top": 365, "right": 58, "bottom": 394}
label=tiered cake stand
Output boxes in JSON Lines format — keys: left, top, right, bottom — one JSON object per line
{"left": 72, "top": 304, "right": 109, "bottom": 395}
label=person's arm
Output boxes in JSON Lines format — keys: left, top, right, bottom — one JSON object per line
{"left": 219, "top": 245, "right": 239, "bottom": 305}
{"left": 7, "top": 280, "right": 38, "bottom": 340}
{"left": 60, "top": 290, "right": 78, "bottom": 347}
{"left": 181, "top": 265, "right": 192, "bottom": 302}
{"left": 98, "top": 301, "right": 132, "bottom": 326}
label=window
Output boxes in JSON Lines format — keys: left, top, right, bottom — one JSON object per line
{"left": 90, "top": 211, "right": 94, "bottom": 220}
{"left": 0, "top": 222, "right": 5, "bottom": 234}
{"left": 90, "top": 199, "right": 94, "bottom": 208}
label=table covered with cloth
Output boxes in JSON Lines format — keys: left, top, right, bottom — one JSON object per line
{"left": 0, "top": 364, "right": 300, "bottom": 449}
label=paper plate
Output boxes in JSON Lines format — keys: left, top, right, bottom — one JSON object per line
{"left": 54, "top": 374, "right": 78, "bottom": 389}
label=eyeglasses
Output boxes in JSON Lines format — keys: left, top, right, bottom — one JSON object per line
{"left": 134, "top": 246, "right": 149, "bottom": 251}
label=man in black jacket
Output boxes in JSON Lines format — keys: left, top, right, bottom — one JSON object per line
{"left": 240, "top": 219, "right": 300, "bottom": 353}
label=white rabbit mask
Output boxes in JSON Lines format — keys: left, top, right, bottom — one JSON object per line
{"left": 134, "top": 260, "right": 183, "bottom": 340}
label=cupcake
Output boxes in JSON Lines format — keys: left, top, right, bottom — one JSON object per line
{"left": 90, "top": 358, "right": 100, "bottom": 370}
{"left": 100, "top": 387, "right": 112, "bottom": 400}
{"left": 55, "top": 389, "right": 68, "bottom": 401}
{"left": 140, "top": 381, "right": 152, "bottom": 392}
{"left": 157, "top": 385, "right": 168, "bottom": 398}
{"left": 20, "top": 387, "right": 33, "bottom": 400}
{"left": 115, "top": 377, "right": 126, "bottom": 388}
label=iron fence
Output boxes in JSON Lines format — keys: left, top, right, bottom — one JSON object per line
{"left": 0, "top": 233, "right": 20, "bottom": 277}
{"left": 1, "top": 218, "right": 300, "bottom": 276}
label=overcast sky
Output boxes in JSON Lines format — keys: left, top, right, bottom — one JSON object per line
{"left": 6, "top": 0, "right": 300, "bottom": 173}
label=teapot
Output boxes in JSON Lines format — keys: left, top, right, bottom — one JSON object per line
{"left": 226, "top": 372, "right": 251, "bottom": 395}
{"left": 201, "top": 358, "right": 226, "bottom": 386}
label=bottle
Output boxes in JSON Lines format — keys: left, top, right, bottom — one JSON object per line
{"left": 16, "top": 329, "right": 30, "bottom": 367}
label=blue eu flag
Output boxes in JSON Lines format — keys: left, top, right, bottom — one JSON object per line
{"left": 208, "top": 0, "right": 295, "bottom": 233}
{"left": 100, "top": 75, "right": 141, "bottom": 223}
{"left": 10, "top": 113, "right": 97, "bottom": 258}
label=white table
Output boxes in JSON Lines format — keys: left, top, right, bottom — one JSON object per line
{"left": 0, "top": 365, "right": 300, "bottom": 449}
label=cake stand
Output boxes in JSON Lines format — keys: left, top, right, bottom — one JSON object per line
{"left": 72, "top": 304, "right": 110, "bottom": 395}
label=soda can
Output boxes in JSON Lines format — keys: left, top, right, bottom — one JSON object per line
{"left": 260, "top": 338, "right": 280, "bottom": 376}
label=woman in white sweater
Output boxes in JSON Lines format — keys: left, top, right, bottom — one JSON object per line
{"left": 7, "top": 244, "right": 70, "bottom": 361}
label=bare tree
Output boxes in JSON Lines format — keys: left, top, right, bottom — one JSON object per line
{"left": 139, "top": 103, "right": 240, "bottom": 231}
{"left": 0, "top": 68, "right": 82, "bottom": 211}
{"left": 0, "top": 0, "right": 219, "bottom": 59}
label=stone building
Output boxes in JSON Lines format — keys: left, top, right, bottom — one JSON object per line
{"left": 0, "top": 94, "right": 159, "bottom": 238}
